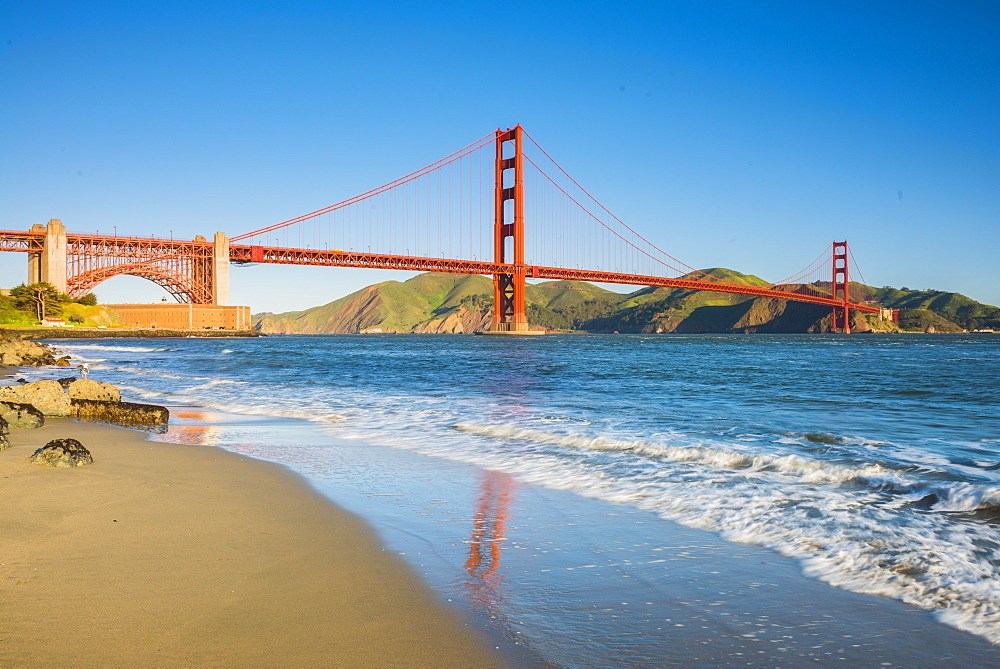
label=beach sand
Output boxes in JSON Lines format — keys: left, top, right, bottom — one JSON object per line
{"left": 0, "top": 419, "right": 501, "bottom": 667}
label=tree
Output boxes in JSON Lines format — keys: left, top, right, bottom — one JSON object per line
{"left": 76, "top": 293, "right": 98, "bottom": 306}
{"left": 10, "top": 282, "right": 66, "bottom": 322}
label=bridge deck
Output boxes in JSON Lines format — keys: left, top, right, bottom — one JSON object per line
{"left": 0, "top": 230, "right": 881, "bottom": 315}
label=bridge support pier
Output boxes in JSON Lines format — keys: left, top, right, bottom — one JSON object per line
{"left": 26, "top": 219, "right": 68, "bottom": 293}
{"left": 831, "top": 240, "right": 851, "bottom": 333}
{"left": 212, "top": 231, "right": 230, "bottom": 305}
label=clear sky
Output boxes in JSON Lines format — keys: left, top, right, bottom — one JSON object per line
{"left": 2, "top": 1, "right": 998, "bottom": 312}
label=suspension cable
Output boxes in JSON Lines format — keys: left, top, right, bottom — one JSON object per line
{"left": 762, "top": 243, "right": 831, "bottom": 287}
{"left": 232, "top": 130, "right": 498, "bottom": 242}
{"left": 521, "top": 128, "right": 719, "bottom": 282}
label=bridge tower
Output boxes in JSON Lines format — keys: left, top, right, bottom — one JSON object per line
{"left": 491, "top": 126, "right": 530, "bottom": 332}
{"left": 831, "top": 240, "right": 851, "bottom": 333}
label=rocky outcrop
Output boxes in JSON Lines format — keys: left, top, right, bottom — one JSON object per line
{"left": 0, "top": 401, "right": 45, "bottom": 429}
{"left": 0, "top": 380, "right": 72, "bottom": 416}
{"left": 56, "top": 376, "right": 77, "bottom": 388}
{"left": 67, "top": 379, "right": 121, "bottom": 402}
{"left": 55, "top": 356, "right": 72, "bottom": 367}
{"left": 71, "top": 399, "right": 169, "bottom": 426}
{"left": 411, "top": 306, "right": 493, "bottom": 334}
{"left": 0, "top": 416, "right": 8, "bottom": 450}
{"left": 29, "top": 438, "right": 93, "bottom": 467}
{"left": 0, "top": 333, "right": 57, "bottom": 366}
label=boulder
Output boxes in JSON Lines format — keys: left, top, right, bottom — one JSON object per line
{"left": 67, "top": 379, "right": 121, "bottom": 403}
{"left": 71, "top": 399, "right": 168, "bottom": 426}
{"left": 0, "top": 380, "right": 71, "bottom": 416}
{"left": 0, "top": 401, "right": 45, "bottom": 429}
{"left": 0, "top": 415, "right": 8, "bottom": 451}
{"left": 29, "top": 438, "right": 93, "bottom": 467}
{"left": 55, "top": 356, "right": 72, "bottom": 367}
{"left": 0, "top": 335, "right": 57, "bottom": 366}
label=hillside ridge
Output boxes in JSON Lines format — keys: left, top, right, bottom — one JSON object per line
{"left": 253, "top": 272, "right": 1000, "bottom": 335}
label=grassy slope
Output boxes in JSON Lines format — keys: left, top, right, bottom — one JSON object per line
{"left": 0, "top": 295, "right": 121, "bottom": 328}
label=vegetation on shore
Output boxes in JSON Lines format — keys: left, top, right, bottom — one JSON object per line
{"left": 253, "top": 271, "right": 1000, "bottom": 335}
{"left": 0, "top": 283, "right": 119, "bottom": 328}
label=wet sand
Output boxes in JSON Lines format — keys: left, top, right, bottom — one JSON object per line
{"left": 0, "top": 419, "right": 501, "bottom": 667}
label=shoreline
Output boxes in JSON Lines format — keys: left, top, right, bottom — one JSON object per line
{"left": 2, "top": 327, "right": 263, "bottom": 339}
{"left": 0, "top": 418, "right": 501, "bottom": 666}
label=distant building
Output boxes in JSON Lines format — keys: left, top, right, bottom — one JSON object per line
{"left": 106, "top": 304, "right": 251, "bottom": 330}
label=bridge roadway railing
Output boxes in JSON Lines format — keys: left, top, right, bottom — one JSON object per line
{"left": 228, "top": 244, "right": 883, "bottom": 315}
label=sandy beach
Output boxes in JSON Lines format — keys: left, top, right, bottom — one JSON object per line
{"left": 0, "top": 417, "right": 500, "bottom": 667}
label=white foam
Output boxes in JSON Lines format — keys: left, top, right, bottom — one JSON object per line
{"left": 453, "top": 423, "right": 909, "bottom": 487}
{"left": 441, "top": 422, "right": 1000, "bottom": 644}
{"left": 56, "top": 344, "right": 177, "bottom": 353}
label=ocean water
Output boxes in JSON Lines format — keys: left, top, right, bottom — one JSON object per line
{"left": 38, "top": 333, "right": 1000, "bottom": 663}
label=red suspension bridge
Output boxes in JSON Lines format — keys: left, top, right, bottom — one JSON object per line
{"left": 0, "top": 126, "right": 886, "bottom": 333}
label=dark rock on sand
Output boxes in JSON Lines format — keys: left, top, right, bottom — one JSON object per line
{"left": 0, "top": 401, "right": 45, "bottom": 429}
{"left": 29, "top": 438, "right": 94, "bottom": 467}
{"left": 0, "top": 416, "right": 8, "bottom": 450}
{"left": 67, "top": 379, "right": 121, "bottom": 402}
{"left": 56, "top": 376, "right": 77, "bottom": 388}
{"left": 0, "top": 380, "right": 71, "bottom": 416}
{"left": 71, "top": 399, "right": 169, "bottom": 426}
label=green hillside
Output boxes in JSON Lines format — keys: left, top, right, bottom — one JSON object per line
{"left": 253, "top": 271, "right": 999, "bottom": 335}
{"left": 872, "top": 287, "right": 1000, "bottom": 331}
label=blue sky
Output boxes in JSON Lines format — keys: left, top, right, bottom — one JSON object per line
{"left": 2, "top": 1, "right": 998, "bottom": 311}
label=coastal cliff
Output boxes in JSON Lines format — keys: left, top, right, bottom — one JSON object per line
{"left": 253, "top": 271, "right": 1000, "bottom": 335}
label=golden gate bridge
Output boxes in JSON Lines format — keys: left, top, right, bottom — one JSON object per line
{"left": 0, "top": 125, "right": 886, "bottom": 333}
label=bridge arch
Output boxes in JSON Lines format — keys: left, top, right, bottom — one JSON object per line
{"left": 67, "top": 264, "right": 207, "bottom": 303}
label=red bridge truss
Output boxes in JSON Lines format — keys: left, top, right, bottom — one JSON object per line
{"left": 0, "top": 125, "right": 889, "bottom": 333}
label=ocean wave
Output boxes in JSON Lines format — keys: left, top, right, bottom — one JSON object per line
{"left": 116, "top": 383, "right": 344, "bottom": 424}
{"left": 453, "top": 422, "right": 910, "bottom": 487}
{"left": 100, "top": 365, "right": 214, "bottom": 381}
{"left": 57, "top": 344, "right": 178, "bottom": 353}
{"left": 62, "top": 355, "right": 107, "bottom": 363}
{"left": 920, "top": 483, "right": 1000, "bottom": 513}
{"left": 429, "top": 425, "right": 1000, "bottom": 645}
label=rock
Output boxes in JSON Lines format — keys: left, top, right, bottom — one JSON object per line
{"left": 0, "top": 334, "right": 57, "bottom": 366}
{"left": 71, "top": 399, "right": 168, "bottom": 426}
{"left": 0, "top": 380, "right": 71, "bottom": 416}
{"left": 56, "top": 376, "right": 77, "bottom": 388}
{"left": 55, "top": 356, "right": 72, "bottom": 367}
{"left": 67, "top": 379, "right": 121, "bottom": 402}
{"left": 0, "top": 416, "right": 8, "bottom": 451}
{"left": 29, "top": 438, "right": 93, "bottom": 467}
{"left": 0, "top": 401, "right": 45, "bottom": 429}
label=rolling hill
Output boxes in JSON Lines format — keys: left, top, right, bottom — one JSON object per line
{"left": 253, "top": 271, "right": 1000, "bottom": 335}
